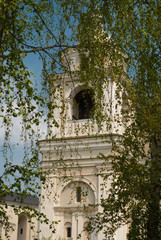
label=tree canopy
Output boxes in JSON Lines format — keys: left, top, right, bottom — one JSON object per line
{"left": 0, "top": 0, "right": 71, "bottom": 236}
{"left": 71, "top": 1, "right": 160, "bottom": 239}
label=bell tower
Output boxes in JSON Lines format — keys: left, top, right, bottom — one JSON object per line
{"left": 38, "top": 49, "right": 127, "bottom": 240}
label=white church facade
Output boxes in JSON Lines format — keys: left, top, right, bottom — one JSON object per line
{"left": 38, "top": 49, "right": 128, "bottom": 240}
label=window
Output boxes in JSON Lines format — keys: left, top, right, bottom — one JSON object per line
{"left": 76, "top": 187, "right": 81, "bottom": 202}
{"left": 20, "top": 228, "right": 23, "bottom": 234}
{"left": 65, "top": 222, "right": 72, "bottom": 239}
{"left": 122, "top": 92, "right": 128, "bottom": 112}
{"left": 73, "top": 89, "right": 95, "bottom": 120}
{"left": 67, "top": 227, "right": 71, "bottom": 238}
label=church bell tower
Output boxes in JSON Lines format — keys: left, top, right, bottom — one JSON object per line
{"left": 38, "top": 49, "right": 127, "bottom": 240}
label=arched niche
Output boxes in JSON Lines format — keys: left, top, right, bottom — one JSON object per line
{"left": 17, "top": 213, "right": 28, "bottom": 240}
{"left": 60, "top": 181, "right": 95, "bottom": 207}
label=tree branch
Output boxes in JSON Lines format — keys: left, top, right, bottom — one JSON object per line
{"left": 20, "top": 44, "right": 79, "bottom": 53}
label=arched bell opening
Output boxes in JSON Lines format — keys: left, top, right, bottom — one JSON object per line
{"left": 73, "top": 89, "right": 95, "bottom": 120}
